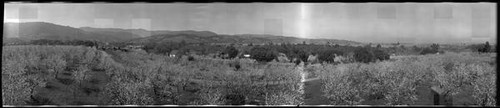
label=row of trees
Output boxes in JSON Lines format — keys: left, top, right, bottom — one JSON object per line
{"left": 246, "top": 44, "right": 391, "bottom": 64}
{"left": 419, "top": 43, "right": 442, "bottom": 55}
{"left": 476, "top": 41, "right": 492, "bottom": 53}
{"left": 140, "top": 41, "right": 394, "bottom": 64}
{"left": 3, "top": 39, "right": 103, "bottom": 48}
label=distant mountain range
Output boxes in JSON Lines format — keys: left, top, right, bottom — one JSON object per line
{"left": 3, "top": 22, "right": 141, "bottom": 43}
{"left": 3, "top": 22, "right": 362, "bottom": 45}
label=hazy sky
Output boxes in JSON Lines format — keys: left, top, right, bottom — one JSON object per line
{"left": 4, "top": 3, "right": 497, "bottom": 43}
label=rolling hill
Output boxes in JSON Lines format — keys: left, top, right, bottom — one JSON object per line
{"left": 3, "top": 22, "right": 361, "bottom": 46}
{"left": 75, "top": 26, "right": 361, "bottom": 45}
{"left": 3, "top": 22, "right": 142, "bottom": 43}
{"left": 127, "top": 33, "right": 362, "bottom": 46}
{"left": 79, "top": 27, "right": 218, "bottom": 38}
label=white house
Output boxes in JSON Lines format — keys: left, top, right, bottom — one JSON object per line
{"left": 334, "top": 54, "right": 347, "bottom": 64}
{"left": 169, "top": 54, "right": 176, "bottom": 57}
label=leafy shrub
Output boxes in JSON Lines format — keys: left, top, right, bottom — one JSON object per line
{"left": 372, "top": 49, "right": 390, "bottom": 61}
{"left": 420, "top": 43, "right": 440, "bottom": 55}
{"left": 103, "top": 78, "right": 155, "bottom": 105}
{"left": 290, "top": 49, "right": 309, "bottom": 63}
{"left": 194, "top": 88, "right": 226, "bottom": 105}
{"left": 321, "top": 64, "right": 365, "bottom": 105}
{"left": 264, "top": 91, "right": 302, "bottom": 105}
{"left": 225, "top": 94, "right": 246, "bottom": 105}
{"left": 188, "top": 56, "right": 195, "bottom": 61}
{"left": 420, "top": 47, "right": 437, "bottom": 55}
{"left": 430, "top": 43, "right": 440, "bottom": 51}
{"left": 353, "top": 48, "right": 374, "bottom": 63}
{"left": 294, "top": 59, "right": 301, "bottom": 65}
{"left": 478, "top": 41, "right": 491, "bottom": 53}
{"left": 222, "top": 46, "right": 239, "bottom": 59}
{"left": 249, "top": 46, "right": 277, "bottom": 62}
{"left": 317, "top": 49, "right": 344, "bottom": 63}
{"left": 234, "top": 63, "right": 241, "bottom": 71}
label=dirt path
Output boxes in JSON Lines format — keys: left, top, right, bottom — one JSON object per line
{"left": 303, "top": 79, "right": 329, "bottom": 105}
{"left": 300, "top": 64, "right": 329, "bottom": 105}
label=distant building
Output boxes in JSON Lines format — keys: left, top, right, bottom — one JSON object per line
{"left": 277, "top": 53, "right": 289, "bottom": 62}
{"left": 333, "top": 54, "right": 349, "bottom": 64}
{"left": 125, "top": 45, "right": 143, "bottom": 49}
{"left": 169, "top": 50, "right": 179, "bottom": 57}
{"left": 307, "top": 54, "right": 318, "bottom": 63}
{"left": 243, "top": 54, "right": 250, "bottom": 58}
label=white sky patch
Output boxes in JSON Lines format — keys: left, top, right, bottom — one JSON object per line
{"left": 299, "top": 3, "right": 310, "bottom": 38}
{"left": 4, "top": 19, "right": 20, "bottom": 23}
{"left": 3, "top": 5, "right": 40, "bottom": 23}
{"left": 93, "top": 18, "right": 115, "bottom": 28}
{"left": 4, "top": 6, "right": 20, "bottom": 21}
{"left": 132, "top": 18, "right": 152, "bottom": 30}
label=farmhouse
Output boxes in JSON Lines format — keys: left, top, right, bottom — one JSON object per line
{"left": 169, "top": 50, "right": 179, "bottom": 57}
{"left": 126, "top": 45, "right": 144, "bottom": 49}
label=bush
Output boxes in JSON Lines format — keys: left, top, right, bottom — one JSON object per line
{"left": 234, "top": 63, "right": 241, "bottom": 71}
{"left": 249, "top": 46, "right": 277, "bottom": 62}
{"left": 420, "top": 47, "right": 437, "bottom": 55}
{"left": 288, "top": 48, "right": 308, "bottom": 63}
{"left": 420, "top": 43, "right": 440, "bottom": 55}
{"left": 194, "top": 88, "right": 226, "bottom": 105}
{"left": 229, "top": 61, "right": 241, "bottom": 71}
{"left": 430, "top": 43, "right": 440, "bottom": 51}
{"left": 264, "top": 91, "right": 302, "bottom": 105}
{"left": 478, "top": 41, "right": 491, "bottom": 53}
{"left": 317, "top": 49, "right": 344, "bottom": 63}
{"left": 222, "top": 46, "right": 239, "bottom": 59}
{"left": 353, "top": 48, "right": 374, "bottom": 63}
{"left": 188, "top": 56, "right": 195, "bottom": 61}
{"left": 372, "top": 49, "right": 390, "bottom": 61}
{"left": 225, "top": 94, "right": 245, "bottom": 105}
{"left": 294, "top": 59, "right": 301, "bottom": 65}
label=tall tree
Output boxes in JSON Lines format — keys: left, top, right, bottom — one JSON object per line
{"left": 222, "top": 46, "right": 239, "bottom": 59}
{"left": 317, "top": 49, "right": 344, "bottom": 63}
{"left": 430, "top": 43, "right": 440, "bottom": 52}
{"left": 354, "top": 48, "right": 374, "bottom": 63}
{"left": 249, "top": 46, "right": 277, "bottom": 62}
{"left": 483, "top": 41, "right": 491, "bottom": 53}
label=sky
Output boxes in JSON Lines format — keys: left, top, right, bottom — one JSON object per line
{"left": 4, "top": 3, "right": 497, "bottom": 44}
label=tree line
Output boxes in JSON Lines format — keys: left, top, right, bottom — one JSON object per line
{"left": 13, "top": 39, "right": 493, "bottom": 64}
{"left": 140, "top": 41, "right": 395, "bottom": 64}
{"left": 3, "top": 39, "right": 102, "bottom": 47}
